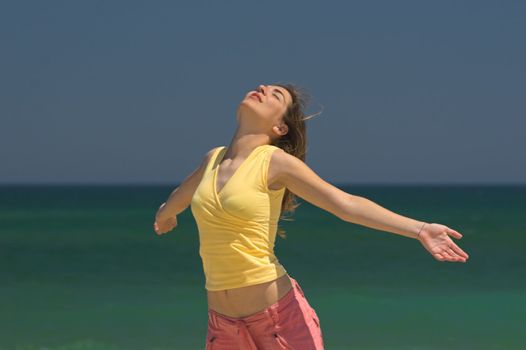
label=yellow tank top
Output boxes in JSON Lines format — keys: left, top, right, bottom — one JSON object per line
{"left": 190, "top": 144, "right": 288, "bottom": 291}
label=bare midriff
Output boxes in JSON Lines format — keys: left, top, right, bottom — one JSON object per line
{"left": 207, "top": 273, "right": 293, "bottom": 318}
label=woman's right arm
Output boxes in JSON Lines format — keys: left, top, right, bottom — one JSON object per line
{"left": 154, "top": 148, "right": 215, "bottom": 227}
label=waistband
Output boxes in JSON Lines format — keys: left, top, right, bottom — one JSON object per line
{"left": 207, "top": 275, "right": 303, "bottom": 349}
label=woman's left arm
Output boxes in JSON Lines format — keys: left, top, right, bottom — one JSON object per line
{"left": 271, "top": 150, "right": 470, "bottom": 263}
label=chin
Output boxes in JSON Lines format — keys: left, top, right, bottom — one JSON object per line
{"left": 237, "top": 104, "right": 262, "bottom": 120}
{"left": 238, "top": 99, "right": 258, "bottom": 112}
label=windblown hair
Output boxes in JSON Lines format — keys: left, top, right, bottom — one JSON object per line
{"left": 271, "top": 82, "right": 323, "bottom": 239}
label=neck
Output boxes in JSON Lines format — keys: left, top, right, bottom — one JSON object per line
{"left": 225, "top": 131, "right": 270, "bottom": 158}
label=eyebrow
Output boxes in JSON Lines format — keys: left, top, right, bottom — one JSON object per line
{"left": 273, "top": 88, "right": 287, "bottom": 106}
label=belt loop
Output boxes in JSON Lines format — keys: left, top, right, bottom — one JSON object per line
{"left": 268, "top": 306, "right": 280, "bottom": 326}
{"left": 264, "top": 308, "right": 273, "bottom": 326}
{"left": 208, "top": 310, "right": 216, "bottom": 329}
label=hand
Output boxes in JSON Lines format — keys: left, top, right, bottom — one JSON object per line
{"left": 417, "top": 223, "right": 470, "bottom": 263}
{"left": 153, "top": 215, "right": 178, "bottom": 236}
{"left": 153, "top": 202, "right": 178, "bottom": 236}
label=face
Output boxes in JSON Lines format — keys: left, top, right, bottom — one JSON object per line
{"left": 238, "top": 84, "right": 292, "bottom": 138}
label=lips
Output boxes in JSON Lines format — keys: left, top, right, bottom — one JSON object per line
{"left": 249, "top": 92, "right": 262, "bottom": 103}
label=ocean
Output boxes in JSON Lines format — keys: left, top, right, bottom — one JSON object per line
{"left": 1, "top": 184, "right": 524, "bottom": 350}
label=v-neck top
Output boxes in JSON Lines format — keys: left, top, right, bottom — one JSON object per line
{"left": 190, "top": 144, "right": 288, "bottom": 291}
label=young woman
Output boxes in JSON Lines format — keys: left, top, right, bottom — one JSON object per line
{"left": 153, "top": 83, "right": 470, "bottom": 349}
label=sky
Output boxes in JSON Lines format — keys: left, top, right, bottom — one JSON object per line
{"left": 1, "top": 1, "right": 524, "bottom": 185}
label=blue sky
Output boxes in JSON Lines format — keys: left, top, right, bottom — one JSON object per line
{"left": 1, "top": 1, "right": 524, "bottom": 184}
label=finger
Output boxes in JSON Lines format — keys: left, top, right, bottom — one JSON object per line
{"left": 434, "top": 253, "right": 446, "bottom": 261}
{"left": 447, "top": 228, "right": 462, "bottom": 239}
{"left": 449, "top": 243, "right": 469, "bottom": 259}
{"left": 440, "top": 250, "right": 456, "bottom": 262}
{"left": 446, "top": 248, "right": 463, "bottom": 262}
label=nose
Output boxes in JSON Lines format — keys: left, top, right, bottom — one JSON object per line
{"left": 257, "top": 84, "right": 266, "bottom": 95}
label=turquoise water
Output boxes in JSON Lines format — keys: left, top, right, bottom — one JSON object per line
{"left": 1, "top": 184, "right": 524, "bottom": 349}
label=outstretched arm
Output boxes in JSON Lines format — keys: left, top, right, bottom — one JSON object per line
{"left": 271, "top": 149, "right": 470, "bottom": 263}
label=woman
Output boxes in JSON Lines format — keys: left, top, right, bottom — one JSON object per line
{"left": 153, "top": 83, "right": 470, "bottom": 349}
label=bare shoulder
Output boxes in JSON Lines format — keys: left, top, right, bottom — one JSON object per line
{"left": 197, "top": 146, "right": 221, "bottom": 172}
{"left": 268, "top": 146, "right": 353, "bottom": 220}
{"left": 204, "top": 146, "right": 220, "bottom": 163}
{"left": 268, "top": 146, "right": 301, "bottom": 174}
{"left": 184, "top": 146, "right": 219, "bottom": 185}
{"left": 266, "top": 147, "right": 297, "bottom": 190}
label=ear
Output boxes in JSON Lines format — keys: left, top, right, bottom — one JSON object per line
{"left": 273, "top": 123, "right": 288, "bottom": 137}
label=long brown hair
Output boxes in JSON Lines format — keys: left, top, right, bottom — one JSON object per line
{"left": 270, "top": 82, "right": 323, "bottom": 239}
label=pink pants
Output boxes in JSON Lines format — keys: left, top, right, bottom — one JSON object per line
{"left": 205, "top": 275, "right": 324, "bottom": 349}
